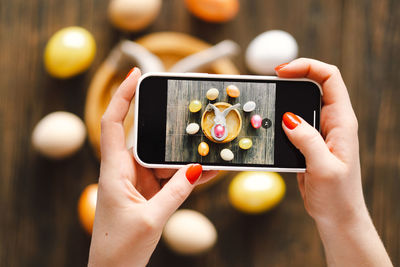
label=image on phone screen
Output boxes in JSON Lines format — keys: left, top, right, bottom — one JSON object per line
{"left": 135, "top": 74, "right": 321, "bottom": 171}
{"left": 165, "top": 80, "right": 276, "bottom": 165}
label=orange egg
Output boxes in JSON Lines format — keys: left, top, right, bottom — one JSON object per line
{"left": 185, "top": 0, "right": 239, "bottom": 23}
{"left": 78, "top": 183, "right": 98, "bottom": 234}
{"left": 198, "top": 142, "right": 209, "bottom": 156}
{"left": 226, "top": 84, "right": 240, "bottom": 97}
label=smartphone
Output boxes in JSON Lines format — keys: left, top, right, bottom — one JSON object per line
{"left": 133, "top": 72, "right": 321, "bottom": 172}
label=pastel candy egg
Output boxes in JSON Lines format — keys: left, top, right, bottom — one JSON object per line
{"left": 214, "top": 124, "right": 225, "bottom": 138}
{"left": 251, "top": 114, "right": 262, "bottom": 129}
{"left": 206, "top": 88, "right": 219, "bottom": 100}
{"left": 226, "top": 85, "right": 240, "bottom": 98}
{"left": 243, "top": 101, "right": 256, "bottom": 112}
{"left": 189, "top": 100, "right": 202, "bottom": 112}
{"left": 239, "top": 138, "right": 252, "bottom": 150}
{"left": 198, "top": 142, "right": 209, "bottom": 156}
{"left": 220, "top": 148, "right": 234, "bottom": 161}
{"left": 186, "top": 123, "right": 200, "bottom": 135}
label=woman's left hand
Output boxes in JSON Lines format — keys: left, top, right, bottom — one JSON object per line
{"left": 88, "top": 68, "right": 218, "bottom": 267}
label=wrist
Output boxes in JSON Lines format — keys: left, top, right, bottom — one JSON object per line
{"left": 314, "top": 208, "right": 392, "bottom": 266}
{"left": 315, "top": 209, "right": 374, "bottom": 244}
{"left": 314, "top": 203, "right": 371, "bottom": 233}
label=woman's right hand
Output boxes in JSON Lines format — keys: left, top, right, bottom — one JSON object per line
{"left": 275, "top": 58, "right": 392, "bottom": 266}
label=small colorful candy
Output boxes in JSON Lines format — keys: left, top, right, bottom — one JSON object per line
{"left": 220, "top": 148, "right": 234, "bottom": 161}
{"left": 189, "top": 100, "right": 202, "bottom": 112}
{"left": 226, "top": 85, "right": 240, "bottom": 98}
{"left": 243, "top": 101, "right": 256, "bottom": 112}
{"left": 251, "top": 114, "right": 262, "bottom": 128}
{"left": 186, "top": 123, "right": 200, "bottom": 135}
{"left": 198, "top": 142, "right": 209, "bottom": 156}
{"left": 206, "top": 88, "right": 219, "bottom": 100}
{"left": 239, "top": 138, "right": 252, "bottom": 150}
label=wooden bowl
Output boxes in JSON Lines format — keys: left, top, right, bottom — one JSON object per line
{"left": 85, "top": 32, "right": 240, "bottom": 158}
{"left": 201, "top": 102, "right": 242, "bottom": 143}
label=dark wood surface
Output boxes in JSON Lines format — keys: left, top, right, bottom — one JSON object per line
{"left": 1, "top": 0, "right": 399, "bottom": 266}
{"left": 165, "top": 80, "right": 275, "bottom": 164}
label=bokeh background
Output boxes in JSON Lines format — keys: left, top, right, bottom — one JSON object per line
{"left": 1, "top": 0, "right": 399, "bottom": 266}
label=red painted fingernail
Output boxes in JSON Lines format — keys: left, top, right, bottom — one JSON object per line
{"left": 186, "top": 164, "right": 202, "bottom": 184}
{"left": 283, "top": 112, "right": 301, "bottom": 129}
{"left": 124, "top": 67, "right": 136, "bottom": 80}
{"left": 274, "top": 63, "right": 289, "bottom": 72}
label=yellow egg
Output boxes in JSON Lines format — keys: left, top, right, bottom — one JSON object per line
{"left": 198, "top": 142, "right": 209, "bottom": 156}
{"left": 189, "top": 100, "right": 202, "bottom": 113}
{"left": 44, "top": 27, "right": 96, "bottom": 78}
{"left": 226, "top": 85, "right": 240, "bottom": 98}
{"left": 228, "top": 172, "right": 285, "bottom": 214}
{"left": 239, "top": 138, "right": 252, "bottom": 150}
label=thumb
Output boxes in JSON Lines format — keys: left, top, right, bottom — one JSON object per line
{"left": 148, "top": 164, "right": 202, "bottom": 221}
{"left": 282, "top": 112, "right": 334, "bottom": 171}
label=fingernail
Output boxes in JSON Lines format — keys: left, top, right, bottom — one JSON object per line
{"left": 283, "top": 112, "right": 301, "bottom": 130}
{"left": 124, "top": 67, "right": 136, "bottom": 80}
{"left": 274, "top": 63, "right": 289, "bottom": 72}
{"left": 186, "top": 164, "right": 202, "bottom": 184}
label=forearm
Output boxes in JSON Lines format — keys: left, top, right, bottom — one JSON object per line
{"left": 315, "top": 210, "right": 392, "bottom": 267}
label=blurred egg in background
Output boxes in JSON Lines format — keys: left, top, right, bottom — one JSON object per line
{"left": 32, "top": 111, "right": 86, "bottom": 159}
{"left": 108, "top": 0, "right": 162, "bottom": 32}
{"left": 44, "top": 27, "right": 96, "bottom": 78}
{"left": 184, "top": 0, "right": 239, "bottom": 23}
{"left": 163, "top": 209, "right": 217, "bottom": 255}
{"left": 228, "top": 172, "right": 286, "bottom": 214}
{"left": 245, "top": 30, "right": 298, "bottom": 75}
{"left": 78, "top": 183, "right": 98, "bottom": 234}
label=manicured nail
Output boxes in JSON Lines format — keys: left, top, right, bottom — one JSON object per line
{"left": 124, "top": 67, "right": 136, "bottom": 80}
{"left": 283, "top": 112, "right": 301, "bottom": 129}
{"left": 274, "top": 63, "right": 289, "bottom": 72}
{"left": 186, "top": 164, "right": 202, "bottom": 184}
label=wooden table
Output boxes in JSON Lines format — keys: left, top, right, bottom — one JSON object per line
{"left": 1, "top": 0, "right": 399, "bottom": 266}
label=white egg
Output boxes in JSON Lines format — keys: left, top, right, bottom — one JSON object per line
{"left": 32, "top": 111, "right": 86, "bottom": 159}
{"left": 163, "top": 209, "right": 217, "bottom": 255}
{"left": 220, "top": 148, "right": 234, "bottom": 161}
{"left": 186, "top": 123, "right": 200, "bottom": 135}
{"left": 243, "top": 101, "right": 256, "bottom": 112}
{"left": 206, "top": 88, "right": 219, "bottom": 100}
{"left": 108, "top": 0, "right": 162, "bottom": 32}
{"left": 245, "top": 30, "right": 298, "bottom": 75}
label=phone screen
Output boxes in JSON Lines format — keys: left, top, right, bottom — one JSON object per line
{"left": 136, "top": 75, "right": 321, "bottom": 169}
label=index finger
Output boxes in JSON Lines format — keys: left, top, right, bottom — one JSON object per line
{"left": 101, "top": 67, "right": 141, "bottom": 156}
{"left": 275, "top": 58, "right": 352, "bottom": 108}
